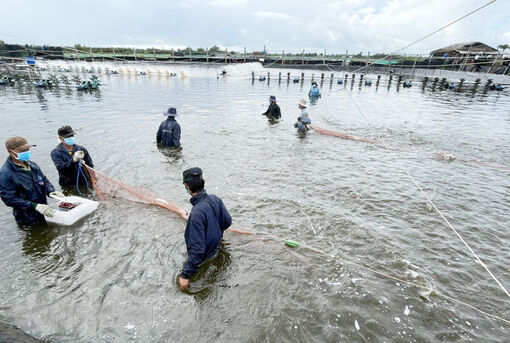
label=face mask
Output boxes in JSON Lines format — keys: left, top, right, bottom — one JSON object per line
{"left": 64, "top": 137, "right": 76, "bottom": 145}
{"left": 12, "top": 150, "right": 31, "bottom": 161}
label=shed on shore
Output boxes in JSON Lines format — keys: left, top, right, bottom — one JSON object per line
{"left": 430, "top": 42, "right": 500, "bottom": 57}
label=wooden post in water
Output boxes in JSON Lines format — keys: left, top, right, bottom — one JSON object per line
{"left": 251, "top": 71, "right": 254, "bottom": 81}
{"left": 323, "top": 49, "right": 326, "bottom": 65}
{"left": 171, "top": 49, "right": 175, "bottom": 62}
{"left": 243, "top": 47, "right": 246, "bottom": 63}
{"left": 112, "top": 47, "right": 115, "bottom": 61}
{"left": 330, "top": 73, "right": 334, "bottom": 80}
{"left": 282, "top": 50, "right": 284, "bottom": 65}
{"left": 90, "top": 47, "right": 94, "bottom": 62}
{"left": 311, "top": 73, "right": 314, "bottom": 83}
{"left": 190, "top": 50, "right": 192, "bottom": 61}
{"left": 278, "top": 72, "right": 281, "bottom": 82}
{"left": 133, "top": 48, "right": 137, "bottom": 61}
{"left": 206, "top": 47, "right": 209, "bottom": 63}
{"left": 302, "top": 50, "right": 305, "bottom": 65}
{"left": 267, "top": 72, "right": 270, "bottom": 80}
{"left": 225, "top": 49, "right": 228, "bottom": 64}
{"left": 301, "top": 72, "right": 304, "bottom": 81}
{"left": 153, "top": 48, "right": 156, "bottom": 61}
{"left": 287, "top": 72, "right": 290, "bottom": 81}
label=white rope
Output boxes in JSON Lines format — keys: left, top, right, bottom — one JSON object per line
{"left": 232, "top": 224, "right": 510, "bottom": 325}
{"left": 350, "top": 0, "right": 497, "bottom": 74}
{"left": 406, "top": 173, "right": 510, "bottom": 299}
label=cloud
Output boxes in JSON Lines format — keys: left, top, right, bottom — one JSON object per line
{"left": 209, "top": 0, "right": 246, "bottom": 7}
{"left": 253, "top": 11, "right": 294, "bottom": 20}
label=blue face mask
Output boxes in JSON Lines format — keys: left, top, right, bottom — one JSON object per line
{"left": 12, "top": 150, "right": 31, "bottom": 161}
{"left": 64, "top": 137, "right": 76, "bottom": 145}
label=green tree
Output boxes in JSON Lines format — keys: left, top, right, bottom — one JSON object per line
{"left": 209, "top": 45, "right": 221, "bottom": 53}
{"left": 498, "top": 44, "right": 509, "bottom": 52}
{"left": 0, "top": 40, "right": 5, "bottom": 45}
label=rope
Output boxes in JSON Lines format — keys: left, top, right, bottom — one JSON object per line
{"left": 350, "top": 0, "right": 498, "bottom": 74}
{"left": 407, "top": 173, "right": 510, "bottom": 299}
{"left": 76, "top": 161, "right": 91, "bottom": 195}
{"left": 232, "top": 224, "right": 510, "bottom": 325}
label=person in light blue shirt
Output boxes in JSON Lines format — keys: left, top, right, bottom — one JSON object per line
{"left": 308, "top": 81, "right": 321, "bottom": 98}
{"left": 294, "top": 99, "right": 311, "bottom": 133}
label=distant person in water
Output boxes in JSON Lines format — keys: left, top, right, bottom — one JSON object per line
{"left": 51, "top": 125, "right": 94, "bottom": 188}
{"left": 157, "top": 106, "right": 182, "bottom": 149}
{"left": 294, "top": 99, "right": 311, "bottom": 133}
{"left": 178, "top": 167, "right": 232, "bottom": 291}
{"left": 308, "top": 81, "right": 321, "bottom": 98}
{"left": 261, "top": 95, "right": 281, "bottom": 120}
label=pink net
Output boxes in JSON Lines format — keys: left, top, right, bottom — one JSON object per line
{"left": 85, "top": 165, "right": 188, "bottom": 219}
{"left": 310, "top": 125, "right": 381, "bottom": 145}
{"left": 84, "top": 165, "right": 252, "bottom": 235}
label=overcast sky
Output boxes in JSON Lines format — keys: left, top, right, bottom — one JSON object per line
{"left": 1, "top": 0, "right": 509, "bottom": 54}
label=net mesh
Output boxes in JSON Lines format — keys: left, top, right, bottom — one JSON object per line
{"left": 85, "top": 165, "right": 188, "bottom": 219}
{"left": 84, "top": 165, "right": 252, "bottom": 235}
{"left": 310, "top": 125, "right": 381, "bottom": 144}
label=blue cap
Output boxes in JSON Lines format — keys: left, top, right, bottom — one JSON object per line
{"left": 163, "top": 107, "right": 178, "bottom": 117}
{"left": 269, "top": 95, "right": 276, "bottom": 102}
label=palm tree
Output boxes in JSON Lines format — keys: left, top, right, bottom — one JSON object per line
{"left": 497, "top": 44, "right": 509, "bottom": 52}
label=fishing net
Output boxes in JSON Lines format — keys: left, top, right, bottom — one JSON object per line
{"left": 84, "top": 165, "right": 188, "bottom": 219}
{"left": 310, "top": 125, "right": 381, "bottom": 145}
{"left": 84, "top": 165, "right": 252, "bottom": 234}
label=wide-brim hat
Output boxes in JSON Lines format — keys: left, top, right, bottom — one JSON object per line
{"left": 5, "top": 136, "right": 35, "bottom": 151}
{"left": 163, "top": 107, "right": 178, "bottom": 117}
{"left": 298, "top": 99, "right": 307, "bottom": 107}
{"left": 269, "top": 95, "right": 276, "bottom": 102}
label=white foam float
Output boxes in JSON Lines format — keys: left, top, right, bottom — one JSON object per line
{"left": 45, "top": 195, "right": 99, "bottom": 226}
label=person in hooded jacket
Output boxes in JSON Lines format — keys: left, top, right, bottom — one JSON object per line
{"left": 51, "top": 126, "right": 94, "bottom": 188}
{"left": 0, "top": 136, "right": 64, "bottom": 225}
{"left": 157, "top": 106, "right": 181, "bottom": 149}
{"left": 177, "top": 167, "right": 232, "bottom": 290}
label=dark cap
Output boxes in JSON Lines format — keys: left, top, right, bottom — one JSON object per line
{"left": 183, "top": 167, "right": 203, "bottom": 183}
{"left": 58, "top": 125, "right": 75, "bottom": 138}
{"left": 269, "top": 95, "right": 276, "bottom": 102}
{"left": 5, "top": 136, "right": 35, "bottom": 151}
{"left": 163, "top": 107, "right": 178, "bottom": 117}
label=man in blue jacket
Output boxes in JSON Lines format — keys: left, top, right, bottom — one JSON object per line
{"left": 0, "top": 136, "right": 63, "bottom": 225}
{"left": 178, "top": 167, "right": 232, "bottom": 290}
{"left": 157, "top": 107, "right": 181, "bottom": 149}
{"left": 51, "top": 126, "right": 94, "bottom": 188}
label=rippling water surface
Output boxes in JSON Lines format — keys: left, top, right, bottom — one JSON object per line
{"left": 0, "top": 62, "right": 509, "bottom": 342}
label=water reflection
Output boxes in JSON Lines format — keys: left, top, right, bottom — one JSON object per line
{"left": 184, "top": 243, "right": 232, "bottom": 303}
{"left": 20, "top": 224, "right": 59, "bottom": 258}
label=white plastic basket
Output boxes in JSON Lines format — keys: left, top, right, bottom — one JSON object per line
{"left": 45, "top": 195, "right": 99, "bottom": 226}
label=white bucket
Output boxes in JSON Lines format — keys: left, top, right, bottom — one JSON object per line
{"left": 45, "top": 195, "right": 99, "bottom": 226}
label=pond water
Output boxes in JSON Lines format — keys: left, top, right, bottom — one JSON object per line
{"left": 0, "top": 61, "right": 509, "bottom": 342}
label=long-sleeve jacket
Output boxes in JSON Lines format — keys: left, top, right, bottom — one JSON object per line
{"left": 181, "top": 190, "right": 232, "bottom": 279}
{"left": 157, "top": 118, "right": 181, "bottom": 147}
{"left": 296, "top": 108, "right": 311, "bottom": 132}
{"left": 309, "top": 86, "right": 320, "bottom": 97}
{"left": 262, "top": 103, "right": 281, "bottom": 119}
{"left": 50, "top": 144, "right": 94, "bottom": 187}
{"left": 0, "top": 158, "right": 55, "bottom": 225}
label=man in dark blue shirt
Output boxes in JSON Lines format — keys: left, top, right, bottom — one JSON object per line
{"left": 50, "top": 126, "right": 94, "bottom": 188}
{"left": 157, "top": 107, "right": 181, "bottom": 149}
{"left": 178, "top": 167, "right": 232, "bottom": 290}
{"left": 0, "top": 136, "right": 63, "bottom": 225}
